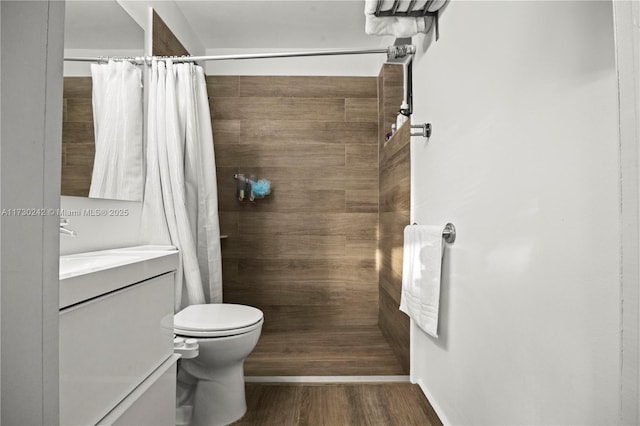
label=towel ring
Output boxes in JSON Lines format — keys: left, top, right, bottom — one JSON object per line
{"left": 412, "top": 222, "right": 456, "bottom": 243}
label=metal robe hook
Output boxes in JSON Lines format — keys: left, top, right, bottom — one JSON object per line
{"left": 442, "top": 223, "right": 456, "bottom": 243}
{"left": 411, "top": 123, "right": 432, "bottom": 138}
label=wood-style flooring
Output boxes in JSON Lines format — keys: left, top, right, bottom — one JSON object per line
{"left": 232, "top": 383, "right": 442, "bottom": 426}
{"left": 244, "top": 326, "right": 405, "bottom": 376}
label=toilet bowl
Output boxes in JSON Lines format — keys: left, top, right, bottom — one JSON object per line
{"left": 174, "top": 303, "right": 263, "bottom": 426}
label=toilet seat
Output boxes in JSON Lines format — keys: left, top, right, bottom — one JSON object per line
{"left": 174, "top": 304, "right": 264, "bottom": 338}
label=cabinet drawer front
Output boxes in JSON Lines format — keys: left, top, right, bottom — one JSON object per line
{"left": 98, "top": 355, "right": 179, "bottom": 426}
{"left": 60, "top": 273, "right": 174, "bottom": 426}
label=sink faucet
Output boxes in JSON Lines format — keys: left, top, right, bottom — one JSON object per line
{"left": 60, "top": 217, "right": 76, "bottom": 237}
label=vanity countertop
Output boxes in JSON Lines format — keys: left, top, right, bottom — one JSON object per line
{"left": 59, "top": 245, "right": 178, "bottom": 309}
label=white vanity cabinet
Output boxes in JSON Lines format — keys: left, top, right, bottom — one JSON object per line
{"left": 59, "top": 247, "right": 179, "bottom": 426}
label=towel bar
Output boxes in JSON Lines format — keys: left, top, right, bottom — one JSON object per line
{"left": 413, "top": 222, "right": 456, "bottom": 243}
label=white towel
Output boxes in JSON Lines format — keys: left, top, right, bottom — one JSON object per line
{"left": 399, "top": 224, "right": 445, "bottom": 338}
{"left": 364, "top": 0, "right": 448, "bottom": 37}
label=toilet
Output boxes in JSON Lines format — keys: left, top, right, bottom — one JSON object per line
{"left": 174, "top": 303, "right": 264, "bottom": 426}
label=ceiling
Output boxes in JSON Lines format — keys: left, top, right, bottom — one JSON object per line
{"left": 174, "top": 1, "right": 385, "bottom": 49}
{"left": 64, "top": 0, "right": 388, "bottom": 51}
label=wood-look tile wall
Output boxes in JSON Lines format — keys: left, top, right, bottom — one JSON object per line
{"left": 378, "top": 64, "right": 411, "bottom": 373}
{"left": 210, "top": 75, "right": 380, "bottom": 332}
{"left": 152, "top": 11, "right": 189, "bottom": 57}
{"left": 61, "top": 77, "right": 94, "bottom": 197}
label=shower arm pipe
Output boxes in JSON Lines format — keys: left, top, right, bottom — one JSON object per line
{"left": 63, "top": 45, "right": 416, "bottom": 64}
{"left": 398, "top": 54, "right": 413, "bottom": 116}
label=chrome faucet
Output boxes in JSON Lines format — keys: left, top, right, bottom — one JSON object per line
{"left": 59, "top": 217, "right": 77, "bottom": 237}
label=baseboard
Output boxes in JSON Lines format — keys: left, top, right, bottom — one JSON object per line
{"left": 416, "top": 378, "right": 451, "bottom": 426}
{"left": 245, "top": 375, "right": 411, "bottom": 383}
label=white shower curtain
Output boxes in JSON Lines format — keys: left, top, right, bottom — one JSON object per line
{"left": 90, "top": 60, "right": 143, "bottom": 201}
{"left": 141, "top": 59, "right": 223, "bottom": 310}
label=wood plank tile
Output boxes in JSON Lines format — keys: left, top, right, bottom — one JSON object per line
{"left": 61, "top": 165, "right": 92, "bottom": 197}
{"left": 384, "top": 383, "right": 443, "bottom": 426}
{"left": 211, "top": 74, "right": 391, "bottom": 369}
{"left": 240, "top": 120, "right": 377, "bottom": 145}
{"left": 233, "top": 383, "right": 442, "bottom": 426}
{"left": 380, "top": 162, "right": 409, "bottom": 197}
{"left": 215, "top": 164, "right": 239, "bottom": 188}
{"left": 347, "top": 384, "right": 393, "bottom": 425}
{"left": 382, "top": 63, "right": 404, "bottom": 88}
{"left": 212, "top": 119, "right": 240, "bottom": 144}
{"left": 379, "top": 213, "right": 408, "bottom": 296}
{"left": 218, "top": 211, "right": 239, "bottom": 237}
{"left": 62, "top": 122, "right": 94, "bottom": 144}
{"left": 346, "top": 166, "right": 380, "bottom": 191}
{"left": 224, "top": 278, "right": 376, "bottom": 307}
{"left": 380, "top": 178, "right": 410, "bottom": 211}
{"left": 65, "top": 143, "right": 95, "bottom": 167}
{"left": 152, "top": 11, "right": 189, "bottom": 56}
{"left": 212, "top": 119, "right": 241, "bottom": 134}
{"left": 379, "top": 287, "right": 410, "bottom": 374}
{"left": 298, "top": 385, "right": 353, "bottom": 425}
{"left": 232, "top": 384, "right": 302, "bottom": 426}
{"left": 215, "top": 167, "right": 241, "bottom": 212}
{"left": 63, "top": 77, "right": 92, "bottom": 98}
{"left": 347, "top": 190, "right": 379, "bottom": 213}
{"left": 234, "top": 258, "right": 377, "bottom": 285}
{"left": 380, "top": 152, "right": 410, "bottom": 194}
{"left": 239, "top": 76, "right": 377, "bottom": 98}
{"left": 347, "top": 143, "right": 378, "bottom": 168}
{"left": 214, "top": 142, "right": 345, "bottom": 167}
{"left": 379, "top": 180, "right": 411, "bottom": 213}
{"left": 345, "top": 98, "right": 378, "bottom": 122}
{"left": 379, "top": 274, "right": 399, "bottom": 307}
{"left": 206, "top": 76, "right": 239, "bottom": 98}
{"left": 378, "top": 64, "right": 411, "bottom": 376}
{"left": 223, "top": 234, "right": 347, "bottom": 259}
{"left": 217, "top": 187, "right": 346, "bottom": 214}
{"left": 65, "top": 98, "right": 93, "bottom": 122}
{"left": 236, "top": 212, "right": 377, "bottom": 236}
{"left": 210, "top": 97, "right": 345, "bottom": 121}
{"left": 256, "top": 305, "right": 378, "bottom": 332}
{"left": 244, "top": 327, "right": 404, "bottom": 376}
{"left": 218, "top": 166, "right": 346, "bottom": 193}
{"left": 62, "top": 77, "right": 95, "bottom": 197}
{"left": 345, "top": 236, "right": 377, "bottom": 259}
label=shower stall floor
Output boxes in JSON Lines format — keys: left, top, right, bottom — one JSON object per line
{"left": 244, "top": 326, "right": 405, "bottom": 376}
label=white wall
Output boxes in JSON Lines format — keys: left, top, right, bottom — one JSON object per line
{"left": 1, "top": 1, "right": 64, "bottom": 424}
{"left": 614, "top": 2, "right": 640, "bottom": 423}
{"left": 409, "top": 2, "right": 622, "bottom": 424}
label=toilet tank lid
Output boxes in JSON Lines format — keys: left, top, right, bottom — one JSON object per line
{"left": 174, "top": 304, "right": 264, "bottom": 332}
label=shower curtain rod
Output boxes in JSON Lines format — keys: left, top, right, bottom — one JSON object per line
{"left": 64, "top": 45, "right": 416, "bottom": 64}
